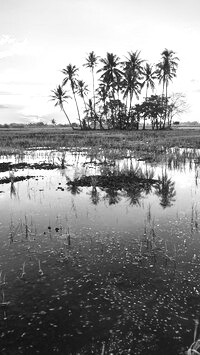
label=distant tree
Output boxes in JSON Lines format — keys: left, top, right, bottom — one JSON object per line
{"left": 137, "top": 95, "right": 165, "bottom": 130}
{"left": 51, "top": 85, "right": 74, "bottom": 130}
{"left": 51, "top": 118, "right": 56, "bottom": 125}
{"left": 167, "top": 93, "right": 189, "bottom": 127}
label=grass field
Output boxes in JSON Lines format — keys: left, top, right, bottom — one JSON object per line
{"left": 1, "top": 127, "right": 200, "bottom": 156}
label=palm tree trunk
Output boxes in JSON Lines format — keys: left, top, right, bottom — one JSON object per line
{"left": 61, "top": 104, "right": 74, "bottom": 130}
{"left": 128, "top": 90, "right": 133, "bottom": 118}
{"left": 143, "top": 115, "right": 146, "bottom": 130}
{"left": 82, "top": 96, "right": 90, "bottom": 130}
{"left": 146, "top": 83, "right": 149, "bottom": 100}
{"left": 83, "top": 96, "right": 88, "bottom": 114}
{"left": 162, "top": 79, "right": 165, "bottom": 97}
{"left": 165, "top": 81, "right": 168, "bottom": 125}
{"left": 125, "top": 95, "right": 128, "bottom": 116}
{"left": 92, "top": 68, "right": 96, "bottom": 113}
{"left": 72, "top": 88, "right": 82, "bottom": 129}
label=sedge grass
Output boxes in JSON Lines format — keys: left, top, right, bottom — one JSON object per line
{"left": 187, "top": 319, "right": 200, "bottom": 355}
{"left": 1, "top": 127, "right": 200, "bottom": 157}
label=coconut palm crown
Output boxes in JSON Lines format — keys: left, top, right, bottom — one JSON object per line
{"left": 51, "top": 85, "right": 74, "bottom": 129}
{"left": 157, "top": 49, "right": 179, "bottom": 98}
{"left": 98, "top": 52, "right": 123, "bottom": 98}
{"left": 142, "top": 63, "right": 157, "bottom": 98}
{"left": 84, "top": 51, "right": 99, "bottom": 113}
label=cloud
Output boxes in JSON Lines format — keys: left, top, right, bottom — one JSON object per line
{"left": 0, "top": 104, "right": 10, "bottom": 109}
{"left": 0, "top": 103, "right": 23, "bottom": 109}
{"left": 0, "top": 35, "right": 34, "bottom": 59}
{"left": 0, "top": 90, "right": 21, "bottom": 96}
{"left": 0, "top": 35, "right": 15, "bottom": 46}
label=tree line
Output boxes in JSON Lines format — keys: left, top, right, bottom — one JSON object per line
{"left": 51, "top": 49, "right": 187, "bottom": 130}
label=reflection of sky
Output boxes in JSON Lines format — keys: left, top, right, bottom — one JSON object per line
{"left": 0, "top": 149, "right": 200, "bottom": 243}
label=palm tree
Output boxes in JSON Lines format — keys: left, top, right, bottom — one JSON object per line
{"left": 123, "top": 69, "right": 142, "bottom": 115}
{"left": 157, "top": 49, "right": 179, "bottom": 126}
{"left": 98, "top": 53, "right": 123, "bottom": 128}
{"left": 96, "top": 82, "right": 109, "bottom": 127}
{"left": 62, "top": 64, "right": 82, "bottom": 128}
{"left": 142, "top": 63, "right": 157, "bottom": 99}
{"left": 157, "top": 49, "right": 179, "bottom": 101}
{"left": 83, "top": 51, "right": 99, "bottom": 113}
{"left": 51, "top": 85, "right": 74, "bottom": 130}
{"left": 123, "top": 51, "right": 145, "bottom": 115}
{"left": 85, "top": 98, "right": 95, "bottom": 129}
{"left": 76, "top": 80, "right": 89, "bottom": 112}
{"left": 98, "top": 52, "right": 123, "bottom": 99}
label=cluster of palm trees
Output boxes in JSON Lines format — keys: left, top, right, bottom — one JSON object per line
{"left": 51, "top": 49, "right": 179, "bottom": 130}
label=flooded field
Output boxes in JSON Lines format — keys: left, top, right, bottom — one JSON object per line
{"left": 1, "top": 146, "right": 200, "bottom": 354}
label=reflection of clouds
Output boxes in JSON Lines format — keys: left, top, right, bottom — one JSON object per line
{"left": 0, "top": 104, "right": 10, "bottom": 109}
{"left": 0, "top": 103, "right": 23, "bottom": 110}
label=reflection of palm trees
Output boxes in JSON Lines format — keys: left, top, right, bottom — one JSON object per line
{"left": 125, "top": 185, "right": 143, "bottom": 206}
{"left": 89, "top": 186, "right": 100, "bottom": 205}
{"left": 67, "top": 183, "right": 82, "bottom": 195}
{"left": 103, "top": 187, "right": 121, "bottom": 205}
{"left": 9, "top": 172, "right": 18, "bottom": 198}
{"left": 10, "top": 181, "right": 17, "bottom": 198}
{"left": 155, "top": 171, "right": 176, "bottom": 208}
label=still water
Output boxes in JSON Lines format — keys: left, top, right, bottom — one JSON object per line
{"left": 0, "top": 148, "right": 200, "bottom": 354}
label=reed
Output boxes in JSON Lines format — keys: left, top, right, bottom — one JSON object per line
{"left": 101, "top": 341, "right": 106, "bottom": 355}
{"left": 187, "top": 319, "right": 200, "bottom": 355}
{"left": 0, "top": 290, "right": 10, "bottom": 308}
{"left": 38, "top": 259, "right": 44, "bottom": 276}
{"left": 20, "top": 262, "right": 26, "bottom": 279}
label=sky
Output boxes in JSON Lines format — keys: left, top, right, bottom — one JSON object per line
{"left": 0, "top": 0, "right": 200, "bottom": 125}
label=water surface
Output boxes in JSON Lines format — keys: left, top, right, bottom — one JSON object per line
{"left": 0, "top": 148, "right": 200, "bottom": 354}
